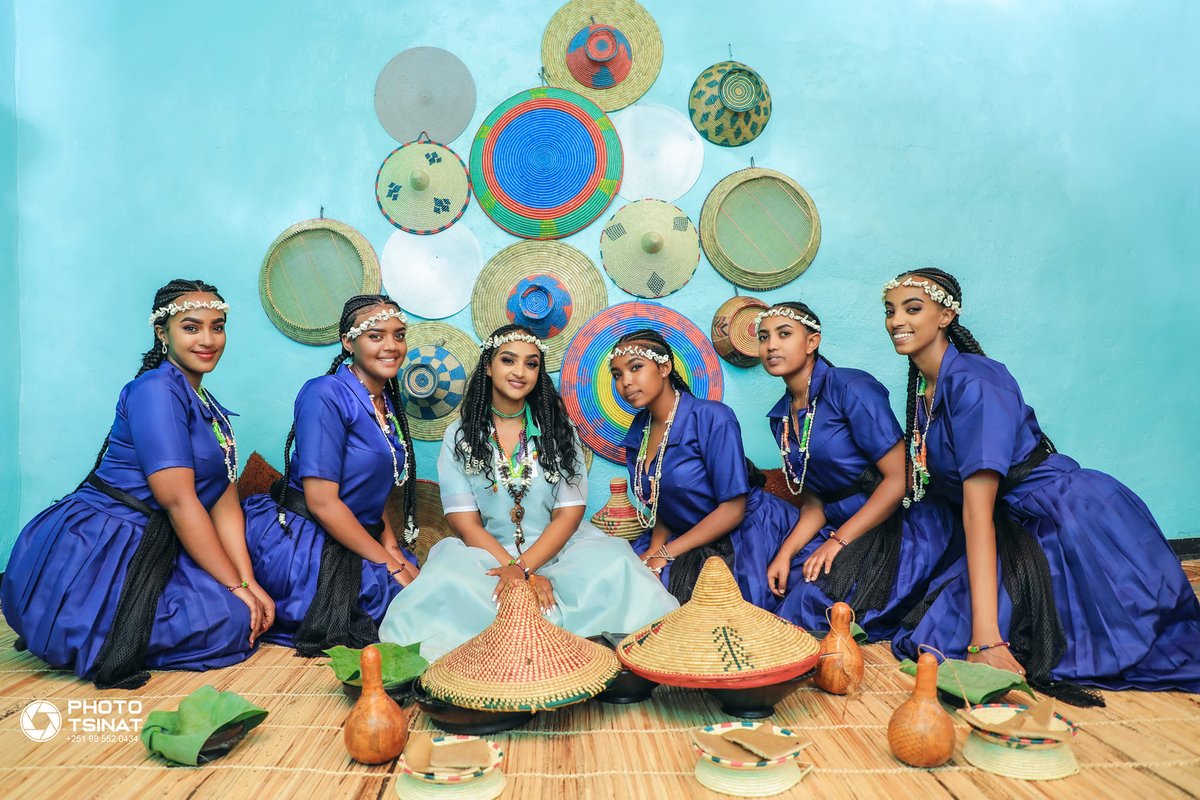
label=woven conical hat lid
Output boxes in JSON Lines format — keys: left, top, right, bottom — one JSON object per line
{"left": 617, "top": 557, "right": 819, "bottom": 688}
{"left": 420, "top": 581, "right": 619, "bottom": 711}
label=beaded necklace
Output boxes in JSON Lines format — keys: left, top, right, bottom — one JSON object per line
{"left": 491, "top": 415, "right": 536, "bottom": 552}
{"left": 348, "top": 365, "right": 409, "bottom": 487}
{"left": 905, "top": 374, "right": 936, "bottom": 507}
{"left": 632, "top": 390, "right": 681, "bottom": 529}
{"left": 191, "top": 385, "right": 237, "bottom": 483}
{"left": 778, "top": 375, "right": 817, "bottom": 496}
{"left": 490, "top": 403, "right": 526, "bottom": 419}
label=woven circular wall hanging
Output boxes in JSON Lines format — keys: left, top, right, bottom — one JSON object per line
{"left": 611, "top": 103, "right": 704, "bottom": 202}
{"left": 375, "top": 135, "right": 471, "bottom": 234}
{"left": 401, "top": 322, "right": 478, "bottom": 441}
{"left": 374, "top": 47, "right": 477, "bottom": 144}
{"left": 688, "top": 60, "right": 772, "bottom": 147}
{"left": 711, "top": 295, "right": 768, "bottom": 367}
{"left": 541, "top": 0, "right": 663, "bottom": 112}
{"left": 259, "top": 218, "right": 381, "bottom": 345}
{"left": 560, "top": 301, "right": 724, "bottom": 463}
{"left": 471, "top": 240, "right": 607, "bottom": 373}
{"left": 599, "top": 199, "right": 699, "bottom": 298}
{"left": 470, "top": 87, "right": 622, "bottom": 239}
{"left": 700, "top": 167, "right": 821, "bottom": 290}
{"left": 379, "top": 225, "right": 483, "bottom": 320}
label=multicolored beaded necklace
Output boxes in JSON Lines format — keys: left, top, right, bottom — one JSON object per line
{"left": 191, "top": 385, "right": 237, "bottom": 483}
{"left": 491, "top": 413, "right": 535, "bottom": 552}
{"left": 632, "top": 390, "right": 681, "bottom": 529}
{"left": 348, "top": 365, "right": 409, "bottom": 488}
{"left": 778, "top": 375, "right": 817, "bottom": 496}
{"left": 905, "top": 373, "right": 936, "bottom": 507}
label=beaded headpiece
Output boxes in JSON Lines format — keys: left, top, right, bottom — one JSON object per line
{"left": 481, "top": 332, "right": 548, "bottom": 354}
{"left": 606, "top": 345, "right": 671, "bottom": 367}
{"left": 148, "top": 300, "right": 230, "bottom": 327}
{"left": 881, "top": 277, "right": 962, "bottom": 313}
{"left": 345, "top": 308, "right": 408, "bottom": 340}
{"left": 753, "top": 307, "right": 821, "bottom": 334}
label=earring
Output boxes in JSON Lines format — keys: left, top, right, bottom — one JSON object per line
{"left": 160, "top": 341, "right": 168, "bottom": 355}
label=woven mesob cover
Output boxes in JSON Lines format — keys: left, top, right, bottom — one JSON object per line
{"left": 400, "top": 322, "right": 478, "bottom": 441}
{"left": 599, "top": 199, "right": 699, "bottom": 299}
{"left": 590, "top": 477, "right": 644, "bottom": 541}
{"left": 700, "top": 167, "right": 821, "bottom": 291}
{"left": 711, "top": 295, "right": 768, "bottom": 368}
{"left": 420, "top": 581, "right": 620, "bottom": 712}
{"left": 688, "top": 60, "right": 772, "bottom": 147}
{"left": 375, "top": 136, "right": 471, "bottom": 234}
{"left": 617, "top": 557, "right": 820, "bottom": 689}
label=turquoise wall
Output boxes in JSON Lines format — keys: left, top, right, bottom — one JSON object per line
{"left": 1, "top": 0, "right": 18, "bottom": 558}
{"left": 6, "top": 1, "right": 1198, "bottom": 568}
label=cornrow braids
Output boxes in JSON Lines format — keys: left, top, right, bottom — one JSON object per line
{"left": 276, "top": 294, "right": 414, "bottom": 532}
{"left": 770, "top": 301, "right": 835, "bottom": 368}
{"left": 91, "top": 279, "right": 225, "bottom": 472}
{"left": 613, "top": 329, "right": 692, "bottom": 395}
{"left": 454, "top": 324, "right": 580, "bottom": 485}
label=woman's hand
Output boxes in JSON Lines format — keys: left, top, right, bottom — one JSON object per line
{"left": 232, "top": 585, "right": 264, "bottom": 646}
{"left": 485, "top": 564, "right": 527, "bottom": 604}
{"left": 390, "top": 559, "right": 420, "bottom": 588}
{"left": 966, "top": 643, "right": 1026, "bottom": 677}
{"left": 642, "top": 555, "right": 668, "bottom": 577}
{"left": 802, "top": 538, "right": 843, "bottom": 582}
{"left": 767, "top": 553, "right": 793, "bottom": 598}
{"left": 245, "top": 579, "right": 275, "bottom": 635}
{"left": 528, "top": 574, "right": 556, "bottom": 614}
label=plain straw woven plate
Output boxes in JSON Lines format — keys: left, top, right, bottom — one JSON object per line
{"left": 399, "top": 322, "right": 478, "bottom": 441}
{"left": 379, "top": 224, "right": 483, "bottom": 320}
{"left": 259, "top": 218, "right": 381, "bottom": 345}
{"left": 470, "top": 240, "right": 607, "bottom": 373}
{"left": 600, "top": 199, "right": 699, "bottom": 298}
{"left": 711, "top": 295, "right": 768, "bottom": 367}
{"left": 541, "top": 0, "right": 663, "bottom": 112}
{"left": 420, "top": 581, "right": 619, "bottom": 713}
{"left": 374, "top": 47, "right": 476, "bottom": 145}
{"left": 612, "top": 103, "right": 704, "bottom": 202}
{"left": 700, "top": 167, "right": 821, "bottom": 290}
{"left": 617, "top": 557, "right": 820, "bottom": 688}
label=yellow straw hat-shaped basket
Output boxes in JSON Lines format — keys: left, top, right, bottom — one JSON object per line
{"left": 421, "top": 581, "right": 620, "bottom": 712}
{"left": 617, "top": 557, "right": 819, "bottom": 689}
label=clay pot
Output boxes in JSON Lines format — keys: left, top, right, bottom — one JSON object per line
{"left": 343, "top": 644, "right": 409, "bottom": 764}
{"left": 813, "top": 602, "right": 864, "bottom": 695}
{"left": 887, "top": 651, "right": 956, "bottom": 767}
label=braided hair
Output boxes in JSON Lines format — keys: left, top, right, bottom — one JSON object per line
{"left": 90, "top": 279, "right": 226, "bottom": 472}
{"left": 612, "top": 329, "right": 693, "bottom": 395}
{"left": 454, "top": 324, "right": 580, "bottom": 486}
{"left": 765, "top": 301, "right": 835, "bottom": 368}
{"left": 276, "top": 294, "right": 417, "bottom": 539}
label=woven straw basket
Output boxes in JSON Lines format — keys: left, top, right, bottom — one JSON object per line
{"left": 590, "top": 478, "right": 645, "bottom": 541}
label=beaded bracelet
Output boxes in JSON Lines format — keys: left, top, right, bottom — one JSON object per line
{"left": 507, "top": 558, "right": 531, "bottom": 579}
{"left": 226, "top": 580, "right": 249, "bottom": 592}
{"left": 829, "top": 532, "right": 850, "bottom": 548}
{"left": 655, "top": 544, "right": 675, "bottom": 562}
{"left": 967, "top": 640, "right": 1010, "bottom": 654}
{"left": 388, "top": 564, "right": 407, "bottom": 577}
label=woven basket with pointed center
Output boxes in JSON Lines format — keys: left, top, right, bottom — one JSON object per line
{"left": 617, "top": 557, "right": 819, "bottom": 689}
{"left": 590, "top": 478, "right": 644, "bottom": 541}
{"left": 420, "top": 581, "right": 620, "bottom": 712}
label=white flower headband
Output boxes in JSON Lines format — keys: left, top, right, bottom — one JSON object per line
{"left": 753, "top": 307, "right": 821, "bottom": 334}
{"left": 606, "top": 345, "right": 671, "bottom": 367}
{"left": 482, "top": 332, "right": 548, "bottom": 354}
{"left": 345, "top": 308, "right": 408, "bottom": 340}
{"left": 148, "top": 300, "right": 230, "bottom": 327}
{"left": 881, "top": 277, "right": 962, "bottom": 313}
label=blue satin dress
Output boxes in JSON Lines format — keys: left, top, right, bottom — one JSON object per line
{"left": 622, "top": 392, "right": 800, "bottom": 611}
{"left": 379, "top": 419, "right": 678, "bottom": 660}
{"left": 1, "top": 362, "right": 254, "bottom": 678}
{"left": 891, "top": 344, "right": 1200, "bottom": 691}
{"left": 768, "top": 360, "right": 960, "bottom": 640}
{"left": 242, "top": 365, "right": 410, "bottom": 647}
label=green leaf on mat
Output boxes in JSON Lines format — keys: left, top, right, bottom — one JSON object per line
{"left": 324, "top": 642, "right": 427, "bottom": 687}
{"left": 898, "top": 657, "right": 1035, "bottom": 704}
{"left": 810, "top": 621, "right": 867, "bottom": 643}
{"left": 141, "top": 685, "right": 267, "bottom": 766}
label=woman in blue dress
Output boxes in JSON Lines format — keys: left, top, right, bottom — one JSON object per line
{"left": 756, "top": 303, "right": 959, "bottom": 640}
{"left": 884, "top": 267, "right": 1200, "bottom": 699}
{"left": 380, "top": 324, "right": 677, "bottom": 660}
{"left": 243, "top": 294, "right": 420, "bottom": 656}
{"left": 2, "top": 279, "right": 272, "bottom": 688}
{"left": 609, "top": 329, "right": 800, "bottom": 609}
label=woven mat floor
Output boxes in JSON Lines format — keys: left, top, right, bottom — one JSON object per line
{"left": 1, "top": 562, "right": 1198, "bottom": 799}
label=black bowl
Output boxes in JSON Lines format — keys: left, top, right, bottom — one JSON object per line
{"left": 411, "top": 681, "right": 534, "bottom": 735}
{"left": 340, "top": 678, "right": 416, "bottom": 706}
{"left": 936, "top": 686, "right": 1014, "bottom": 709}
{"left": 197, "top": 721, "right": 248, "bottom": 764}
{"left": 587, "top": 633, "right": 657, "bottom": 705}
{"left": 705, "top": 667, "right": 818, "bottom": 719}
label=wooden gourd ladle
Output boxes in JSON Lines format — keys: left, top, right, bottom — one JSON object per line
{"left": 343, "top": 644, "right": 409, "bottom": 764}
{"left": 887, "top": 651, "right": 955, "bottom": 767}
{"left": 813, "top": 602, "right": 864, "bottom": 695}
